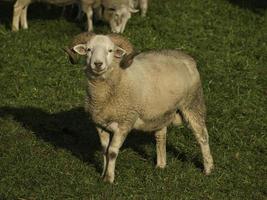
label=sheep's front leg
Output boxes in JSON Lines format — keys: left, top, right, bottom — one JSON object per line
{"left": 155, "top": 127, "right": 167, "bottom": 168}
{"left": 96, "top": 127, "right": 110, "bottom": 177}
{"left": 103, "top": 125, "right": 128, "bottom": 183}
{"left": 12, "top": 0, "right": 31, "bottom": 31}
{"left": 12, "top": 1, "right": 23, "bottom": 31}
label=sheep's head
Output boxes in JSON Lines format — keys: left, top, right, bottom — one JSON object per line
{"left": 66, "top": 33, "right": 135, "bottom": 78}
{"left": 103, "top": 5, "right": 138, "bottom": 33}
{"left": 64, "top": 32, "right": 96, "bottom": 65}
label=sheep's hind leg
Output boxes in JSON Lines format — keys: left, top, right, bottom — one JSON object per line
{"left": 96, "top": 127, "right": 110, "bottom": 177}
{"left": 181, "top": 108, "right": 214, "bottom": 175}
{"left": 155, "top": 127, "right": 167, "bottom": 168}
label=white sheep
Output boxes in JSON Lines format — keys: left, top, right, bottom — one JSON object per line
{"left": 101, "top": 0, "right": 148, "bottom": 33}
{"left": 11, "top": 0, "right": 101, "bottom": 31}
{"left": 65, "top": 33, "right": 214, "bottom": 183}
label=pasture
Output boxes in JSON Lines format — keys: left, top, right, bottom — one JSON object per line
{"left": 0, "top": 0, "right": 266, "bottom": 199}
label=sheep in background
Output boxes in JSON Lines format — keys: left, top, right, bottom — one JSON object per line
{"left": 12, "top": 0, "right": 101, "bottom": 31}
{"left": 65, "top": 33, "right": 214, "bottom": 183}
{"left": 11, "top": 0, "right": 148, "bottom": 32}
{"left": 101, "top": 0, "right": 148, "bottom": 33}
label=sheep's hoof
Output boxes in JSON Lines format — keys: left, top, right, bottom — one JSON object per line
{"left": 204, "top": 165, "right": 214, "bottom": 175}
{"left": 87, "top": 27, "right": 93, "bottom": 33}
{"left": 141, "top": 13, "right": 146, "bottom": 17}
{"left": 156, "top": 164, "right": 166, "bottom": 169}
{"left": 12, "top": 27, "right": 19, "bottom": 32}
{"left": 103, "top": 174, "right": 114, "bottom": 183}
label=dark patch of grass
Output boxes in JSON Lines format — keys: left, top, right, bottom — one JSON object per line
{"left": 227, "top": 0, "right": 267, "bottom": 15}
{"left": 0, "top": 0, "right": 266, "bottom": 199}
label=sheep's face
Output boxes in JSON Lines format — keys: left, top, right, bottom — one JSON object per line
{"left": 73, "top": 35, "right": 126, "bottom": 76}
{"left": 104, "top": 6, "right": 138, "bottom": 33}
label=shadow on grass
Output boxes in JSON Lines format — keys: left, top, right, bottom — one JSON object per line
{"left": 227, "top": 0, "right": 267, "bottom": 14}
{"left": 0, "top": 106, "right": 101, "bottom": 169}
{"left": 0, "top": 106, "right": 203, "bottom": 173}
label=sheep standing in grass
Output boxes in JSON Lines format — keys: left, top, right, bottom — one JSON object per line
{"left": 65, "top": 33, "right": 214, "bottom": 183}
{"left": 12, "top": 0, "right": 101, "bottom": 31}
{"left": 101, "top": 0, "right": 148, "bottom": 33}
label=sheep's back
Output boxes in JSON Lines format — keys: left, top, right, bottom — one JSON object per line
{"left": 127, "top": 50, "right": 201, "bottom": 121}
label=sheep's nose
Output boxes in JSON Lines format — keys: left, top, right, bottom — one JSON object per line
{"left": 94, "top": 61, "right": 103, "bottom": 68}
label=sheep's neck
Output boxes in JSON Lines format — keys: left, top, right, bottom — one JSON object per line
{"left": 87, "top": 80, "right": 113, "bottom": 107}
{"left": 86, "top": 69, "right": 122, "bottom": 114}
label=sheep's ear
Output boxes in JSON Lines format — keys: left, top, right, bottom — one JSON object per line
{"left": 73, "top": 44, "right": 87, "bottom": 55}
{"left": 120, "top": 51, "right": 139, "bottom": 69}
{"left": 130, "top": 8, "right": 139, "bottom": 13}
{"left": 114, "top": 46, "right": 126, "bottom": 58}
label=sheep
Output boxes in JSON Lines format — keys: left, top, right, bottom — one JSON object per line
{"left": 11, "top": 0, "right": 101, "bottom": 31}
{"left": 65, "top": 33, "right": 214, "bottom": 183}
{"left": 100, "top": 0, "right": 148, "bottom": 33}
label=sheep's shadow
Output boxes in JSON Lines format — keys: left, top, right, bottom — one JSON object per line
{"left": 0, "top": 106, "right": 203, "bottom": 173}
{"left": 0, "top": 106, "right": 100, "bottom": 167}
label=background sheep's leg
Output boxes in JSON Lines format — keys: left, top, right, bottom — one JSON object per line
{"left": 20, "top": 4, "right": 29, "bottom": 29}
{"left": 81, "top": 3, "right": 93, "bottom": 32}
{"left": 155, "top": 127, "right": 167, "bottom": 168}
{"left": 61, "top": 6, "right": 67, "bottom": 17}
{"left": 96, "top": 127, "right": 110, "bottom": 177}
{"left": 93, "top": 6, "right": 102, "bottom": 21}
{"left": 181, "top": 108, "right": 214, "bottom": 175}
{"left": 104, "top": 128, "right": 128, "bottom": 183}
{"left": 12, "top": 1, "right": 24, "bottom": 31}
{"left": 139, "top": 0, "right": 148, "bottom": 17}
{"left": 75, "top": 4, "right": 84, "bottom": 21}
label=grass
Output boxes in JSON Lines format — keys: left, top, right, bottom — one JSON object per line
{"left": 0, "top": 0, "right": 266, "bottom": 199}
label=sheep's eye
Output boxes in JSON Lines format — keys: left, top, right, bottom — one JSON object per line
{"left": 87, "top": 48, "right": 91, "bottom": 52}
{"left": 108, "top": 49, "right": 113, "bottom": 53}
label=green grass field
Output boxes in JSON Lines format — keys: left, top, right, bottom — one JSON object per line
{"left": 0, "top": 0, "right": 266, "bottom": 199}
